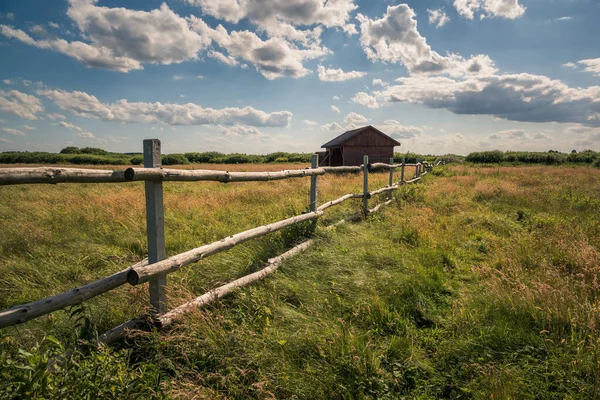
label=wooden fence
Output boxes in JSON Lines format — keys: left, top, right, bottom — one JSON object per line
{"left": 0, "top": 139, "right": 435, "bottom": 343}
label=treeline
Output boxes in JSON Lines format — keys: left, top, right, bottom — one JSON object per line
{"left": 394, "top": 152, "right": 464, "bottom": 164}
{"left": 0, "top": 147, "right": 315, "bottom": 166}
{"left": 465, "top": 150, "right": 600, "bottom": 165}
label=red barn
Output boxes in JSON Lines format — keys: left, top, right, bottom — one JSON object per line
{"left": 318, "top": 125, "right": 400, "bottom": 166}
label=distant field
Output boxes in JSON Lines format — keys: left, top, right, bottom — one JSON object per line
{"left": 1, "top": 164, "right": 599, "bottom": 398}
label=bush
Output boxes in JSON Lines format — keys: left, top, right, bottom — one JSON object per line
{"left": 162, "top": 153, "right": 189, "bottom": 165}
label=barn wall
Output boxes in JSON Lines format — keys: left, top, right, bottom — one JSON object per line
{"left": 343, "top": 146, "right": 394, "bottom": 166}
{"left": 343, "top": 127, "right": 399, "bottom": 147}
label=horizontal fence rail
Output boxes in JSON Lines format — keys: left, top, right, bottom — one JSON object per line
{"left": 127, "top": 211, "right": 323, "bottom": 285}
{"left": 0, "top": 140, "right": 441, "bottom": 340}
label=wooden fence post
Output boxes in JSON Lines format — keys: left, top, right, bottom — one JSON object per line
{"left": 143, "top": 139, "right": 167, "bottom": 315}
{"left": 401, "top": 157, "right": 405, "bottom": 182}
{"left": 363, "top": 155, "right": 369, "bottom": 215}
{"left": 310, "top": 154, "right": 318, "bottom": 212}
{"left": 388, "top": 157, "right": 394, "bottom": 200}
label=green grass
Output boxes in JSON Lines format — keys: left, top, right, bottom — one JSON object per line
{"left": 1, "top": 164, "right": 600, "bottom": 398}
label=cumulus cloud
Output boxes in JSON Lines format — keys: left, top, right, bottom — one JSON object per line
{"left": 190, "top": 18, "right": 329, "bottom": 79}
{"left": 344, "top": 112, "right": 368, "bottom": 125}
{"left": 427, "top": 9, "right": 450, "bottom": 28}
{"left": 1, "top": 1, "right": 340, "bottom": 80}
{"left": 2, "top": 127, "right": 26, "bottom": 136}
{"left": 0, "top": 89, "right": 44, "bottom": 120}
{"left": 321, "top": 122, "right": 344, "bottom": 131}
{"left": 376, "top": 73, "right": 600, "bottom": 127}
{"left": 38, "top": 88, "right": 293, "bottom": 127}
{"left": 357, "top": 5, "right": 497, "bottom": 77}
{"left": 303, "top": 119, "right": 318, "bottom": 125}
{"left": 372, "top": 79, "right": 387, "bottom": 87}
{"left": 331, "top": 105, "right": 340, "bottom": 113}
{"left": 22, "top": 125, "right": 36, "bottom": 131}
{"left": 317, "top": 65, "right": 366, "bottom": 82}
{"left": 185, "top": 0, "right": 358, "bottom": 35}
{"left": 1, "top": 1, "right": 211, "bottom": 72}
{"left": 375, "top": 119, "right": 422, "bottom": 139}
{"left": 576, "top": 58, "right": 600, "bottom": 77}
{"left": 351, "top": 92, "right": 379, "bottom": 108}
{"left": 453, "top": 0, "right": 526, "bottom": 20}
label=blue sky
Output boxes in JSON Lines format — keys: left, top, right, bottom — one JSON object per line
{"left": 0, "top": 0, "right": 599, "bottom": 155}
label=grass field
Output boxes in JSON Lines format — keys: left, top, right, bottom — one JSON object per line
{"left": 1, "top": 164, "right": 600, "bottom": 398}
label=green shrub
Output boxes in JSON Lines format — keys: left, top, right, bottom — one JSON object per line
{"left": 161, "top": 153, "right": 189, "bottom": 165}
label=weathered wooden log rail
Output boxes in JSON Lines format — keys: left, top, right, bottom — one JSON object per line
{"left": 0, "top": 139, "right": 440, "bottom": 339}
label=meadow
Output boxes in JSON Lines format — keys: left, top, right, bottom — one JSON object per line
{"left": 1, "top": 163, "right": 600, "bottom": 398}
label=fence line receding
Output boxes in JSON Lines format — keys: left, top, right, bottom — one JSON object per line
{"left": 0, "top": 139, "right": 438, "bottom": 342}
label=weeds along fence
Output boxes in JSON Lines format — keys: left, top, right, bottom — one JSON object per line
{"left": 0, "top": 139, "right": 435, "bottom": 344}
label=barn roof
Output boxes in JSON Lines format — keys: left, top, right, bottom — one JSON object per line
{"left": 321, "top": 125, "right": 401, "bottom": 148}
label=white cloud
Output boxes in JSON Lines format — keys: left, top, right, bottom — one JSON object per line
{"left": 207, "top": 49, "right": 239, "bottom": 66}
{"left": 3, "top": 79, "right": 13, "bottom": 85}
{"left": 47, "top": 112, "right": 66, "bottom": 120}
{"left": 75, "top": 131, "right": 95, "bottom": 139}
{"left": 321, "top": 122, "right": 344, "bottom": 131}
{"left": 331, "top": 105, "right": 340, "bottom": 113}
{"left": 333, "top": 95, "right": 341, "bottom": 100}
{"left": 0, "top": 1, "right": 211, "bottom": 72}
{"left": 454, "top": 0, "right": 526, "bottom": 20}
{"left": 372, "top": 79, "right": 387, "bottom": 87}
{"left": 377, "top": 73, "right": 600, "bottom": 127}
{"left": 303, "top": 119, "right": 318, "bottom": 125}
{"left": 218, "top": 125, "right": 262, "bottom": 136}
{"left": 172, "top": 75, "right": 184, "bottom": 81}
{"left": 0, "top": 137, "right": 12, "bottom": 143}
{"left": 317, "top": 65, "right": 366, "bottom": 82}
{"left": 0, "top": 89, "right": 44, "bottom": 120}
{"left": 375, "top": 119, "right": 422, "bottom": 139}
{"left": 427, "top": 8, "right": 450, "bottom": 28}
{"left": 190, "top": 18, "right": 329, "bottom": 79}
{"left": 357, "top": 5, "right": 497, "bottom": 77}
{"left": 488, "top": 129, "right": 525, "bottom": 139}
{"left": 552, "top": 16, "right": 572, "bottom": 22}
{"left": 54, "top": 120, "right": 83, "bottom": 132}
{"left": 22, "top": 125, "right": 36, "bottom": 131}
{"left": 577, "top": 59, "right": 600, "bottom": 77}
{"left": 2, "top": 127, "right": 26, "bottom": 136}
{"left": 351, "top": 92, "right": 379, "bottom": 108}
{"left": 344, "top": 112, "right": 368, "bottom": 125}
{"left": 185, "top": 0, "right": 358, "bottom": 35}
{"left": 48, "top": 22, "right": 60, "bottom": 29}
{"left": 38, "top": 88, "right": 293, "bottom": 127}
{"left": 563, "top": 62, "right": 578, "bottom": 69}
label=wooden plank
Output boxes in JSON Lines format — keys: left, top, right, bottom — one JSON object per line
{"left": 310, "top": 154, "right": 318, "bottom": 212}
{"left": 388, "top": 158, "right": 394, "bottom": 200}
{"left": 126, "top": 167, "right": 325, "bottom": 183}
{"left": 144, "top": 139, "right": 168, "bottom": 315}
{"left": 0, "top": 167, "right": 129, "bottom": 185}
{"left": 0, "top": 258, "right": 148, "bottom": 329}
{"left": 363, "top": 155, "right": 369, "bottom": 215}
{"left": 317, "top": 193, "right": 362, "bottom": 212}
{"left": 401, "top": 157, "right": 405, "bottom": 182}
{"left": 322, "top": 166, "right": 362, "bottom": 173}
{"left": 127, "top": 211, "right": 323, "bottom": 286}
